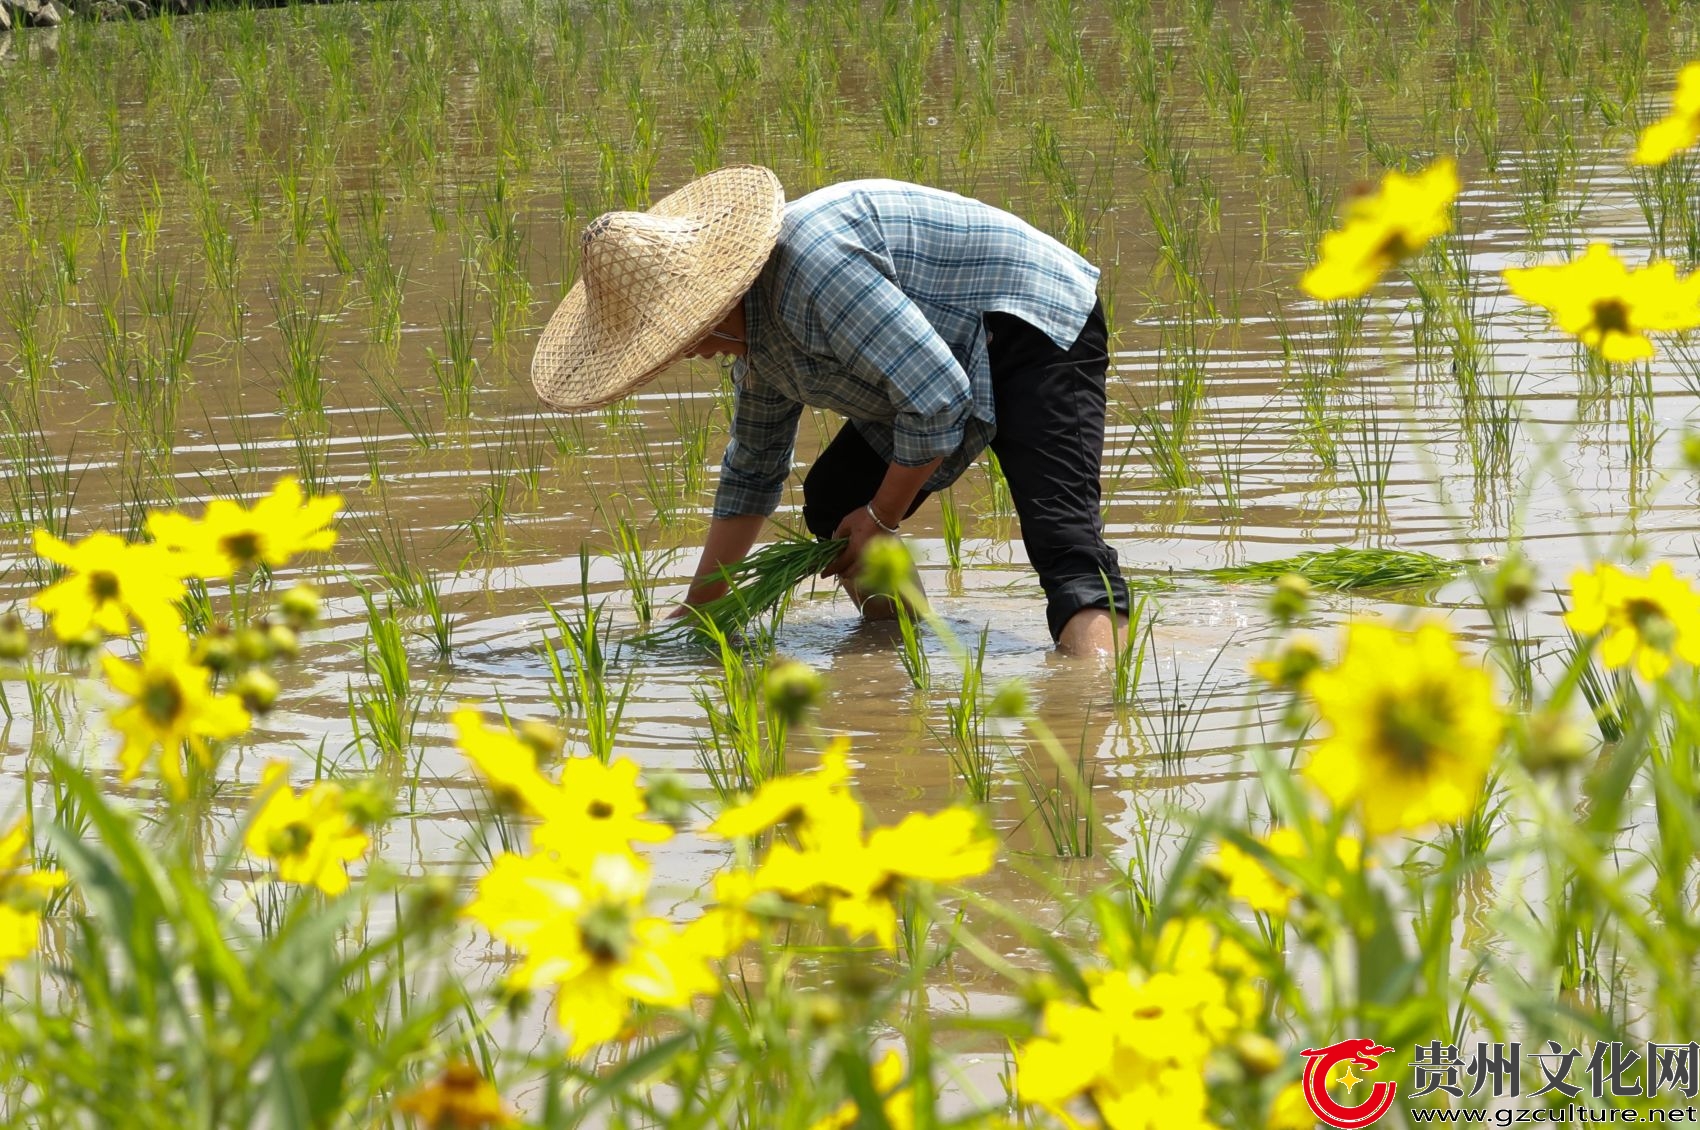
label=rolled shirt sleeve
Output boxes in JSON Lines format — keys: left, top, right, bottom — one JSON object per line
{"left": 810, "top": 249, "right": 974, "bottom": 466}
{"left": 713, "top": 371, "right": 803, "bottom": 518}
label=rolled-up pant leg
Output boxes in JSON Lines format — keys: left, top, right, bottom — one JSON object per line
{"left": 985, "top": 300, "right": 1129, "bottom": 642}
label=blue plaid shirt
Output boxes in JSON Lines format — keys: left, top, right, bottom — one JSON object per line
{"left": 713, "top": 180, "right": 1102, "bottom": 519}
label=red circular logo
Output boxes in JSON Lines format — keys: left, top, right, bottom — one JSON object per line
{"left": 1299, "top": 1038, "right": 1400, "bottom": 1129}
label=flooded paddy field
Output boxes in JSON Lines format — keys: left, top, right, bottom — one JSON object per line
{"left": 2, "top": 0, "right": 1700, "bottom": 1125}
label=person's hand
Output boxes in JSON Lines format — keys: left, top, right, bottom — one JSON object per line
{"left": 822, "top": 505, "right": 891, "bottom": 580}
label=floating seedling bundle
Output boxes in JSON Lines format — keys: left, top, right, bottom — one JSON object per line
{"left": 1207, "top": 546, "right": 1462, "bottom": 592}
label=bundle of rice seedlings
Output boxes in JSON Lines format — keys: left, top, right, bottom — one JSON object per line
{"left": 641, "top": 535, "right": 848, "bottom": 645}
{"left": 1206, "top": 546, "right": 1461, "bottom": 591}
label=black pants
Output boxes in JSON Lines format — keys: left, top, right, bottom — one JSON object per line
{"left": 801, "top": 301, "right": 1129, "bottom": 642}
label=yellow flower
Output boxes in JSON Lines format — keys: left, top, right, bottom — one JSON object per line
{"left": 453, "top": 707, "right": 670, "bottom": 862}
{"left": 395, "top": 1062, "right": 515, "bottom": 1129}
{"left": 146, "top": 477, "right": 341, "bottom": 576}
{"left": 1017, "top": 963, "right": 1242, "bottom": 1130}
{"left": 683, "top": 868, "right": 763, "bottom": 959}
{"left": 0, "top": 820, "right": 67, "bottom": 975}
{"left": 452, "top": 706, "right": 568, "bottom": 819}
{"left": 31, "top": 530, "right": 190, "bottom": 640}
{"left": 809, "top": 1050, "right": 914, "bottom": 1130}
{"left": 1300, "top": 158, "right": 1459, "bottom": 300}
{"left": 245, "top": 762, "right": 371, "bottom": 896}
{"left": 464, "top": 851, "right": 716, "bottom": 1056}
{"left": 1565, "top": 562, "right": 1700, "bottom": 680}
{"left": 707, "top": 740, "right": 863, "bottom": 846}
{"left": 533, "top": 756, "right": 672, "bottom": 861}
{"left": 1632, "top": 62, "right": 1700, "bottom": 166}
{"left": 102, "top": 632, "right": 251, "bottom": 796}
{"left": 1210, "top": 826, "right": 1364, "bottom": 916}
{"left": 752, "top": 806, "right": 995, "bottom": 950}
{"left": 1503, "top": 242, "right": 1700, "bottom": 363}
{"left": 1268, "top": 1081, "right": 1314, "bottom": 1130}
{"left": 1302, "top": 620, "right": 1503, "bottom": 836}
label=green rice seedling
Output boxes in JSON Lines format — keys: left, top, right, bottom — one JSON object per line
{"left": 431, "top": 266, "right": 479, "bottom": 419}
{"left": 1341, "top": 392, "right": 1401, "bottom": 512}
{"left": 667, "top": 395, "right": 713, "bottom": 501}
{"left": 1038, "top": 0, "right": 1088, "bottom": 110}
{"left": 350, "top": 588, "right": 416, "bottom": 769}
{"left": 1461, "top": 376, "right": 1521, "bottom": 494}
{"left": 464, "top": 450, "right": 516, "bottom": 556}
{"left": 875, "top": 7, "right": 937, "bottom": 181}
{"left": 895, "top": 594, "right": 930, "bottom": 691}
{"left": 692, "top": 636, "right": 784, "bottom": 805}
{"left": 275, "top": 153, "right": 315, "bottom": 250}
{"left": 1030, "top": 122, "right": 1089, "bottom": 255}
{"left": 2, "top": 266, "right": 51, "bottom": 389}
{"left": 633, "top": 439, "right": 690, "bottom": 531}
{"left": 1208, "top": 546, "right": 1461, "bottom": 592}
{"left": 1144, "top": 187, "right": 1216, "bottom": 317}
{"left": 608, "top": 508, "right": 662, "bottom": 624}
{"left": 1141, "top": 641, "right": 1230, "bottom": 768}
{"left": 194, "top": 196, "right": 243, "bottom": 342}
{"left": 541, "top": 556, "right": 630, "bottom": 763}
{"left": 319, "top": 193, "right": 354, "bottom": 275}
{"left": 643, "top": 535, "right": 845, "bottom": 646}
{"left": 136, "top": 266, "right": 200, "bottom": 388}
{"left": 779, "top": 42, "right": 832, "bottom": 187}
{"left": 415, "top": 567, "right": 455, "bottom": 659}
{"left": 1016, "top": 721, "right": 1097, "bottom": 858}
{"left": 939, "top": 627, "right": 994, "bottom": 803}
{"left": 476, "top": 168, "right": 531, "bottom": 342}
{"left": 272, "top": 283, "right": 330, "bottom": 435}
{"left": 363, "top": 360, "right": 436, "bottom": 449}
{"left": 1129, "top": 318, "right": 1209, "bottom": 490}
{"left": 354, "top": 188, "right": 408, "bottom": 345}
{"left": 939, "top": 489, "right": 964, "bottom": 571}
{"left": 0, "top": 398, "right": 77, "bottom": 586}
{"left": 1108, "top": 586, "right": 1154, "bottom": 705}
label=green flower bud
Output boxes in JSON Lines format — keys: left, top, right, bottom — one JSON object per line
{"left": 1491, "top": 554, "right": 1536, "bottom": 610}
{"left": 233, "top": 667, "right": 280, "bottom": 714}
{"left": 1683, "top": 429, "right": 1700, "bottom": 472}
{"left": 1268, "top": 573, "right": 1312, "bottom": 625}
{"left": 1233, "top": 1033, "right": 1285, "bottom": 1077}
{"left": 264, "top": 622, "right": 299, "bottom": 661}
{"left": 341, "top": 782, "right": 392, "bottom": 829}
{"left": 234, "top": 626, "right": 274, "bottom": 665}
{"left": 194, "top": 626, "right": 238, "bottom": 674}
{"left": 277, "top": 583, "right": 321, "bottom": 631}
{"left": 988, "top": 678, "right": 1030, "bottom": 719}
{"left": 643, "top": 770, "right": 693, "bottom": 826}
{"left": 764, "top": 659, "right": 824, "bottom": 727}
{"left": 0, "top": 611, "right": 30, "bottom": 662}
{"left": 856, "top": 535, "right": 913, "bottom": 598}
{"left": 1520, "top": 712, "right": 1591, "bottom": 775}
{"left": 518, "top": 719, "right": 565, "bottom": 761}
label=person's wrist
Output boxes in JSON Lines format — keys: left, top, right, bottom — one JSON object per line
{"left": 865, "top": 502, "right": 901, "bottom": 535}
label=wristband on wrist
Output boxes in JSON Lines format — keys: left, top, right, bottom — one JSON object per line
{"left": 865, "top": 502, "right": 901, "bottom": 535}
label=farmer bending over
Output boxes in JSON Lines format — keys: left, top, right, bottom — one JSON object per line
{"left": 530, "top": 166, "right": 1130, "bottom": 656}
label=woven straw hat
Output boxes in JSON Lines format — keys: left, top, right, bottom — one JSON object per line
{"left": 531, "top": 165, "right": 785, "bottom": 411}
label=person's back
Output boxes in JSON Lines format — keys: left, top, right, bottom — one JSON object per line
{"left": 763, "top": 179, "right": 1100, "bottom": 368}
